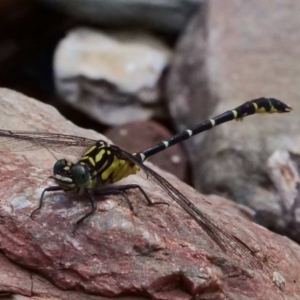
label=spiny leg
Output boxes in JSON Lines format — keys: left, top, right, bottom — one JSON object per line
{"left": 30, "top": 186, "right": 63, "bottom": 218}
{"left": 73, "top": 189, "right": 97, "bottom": 234}
{"left": 95, "top": 187, "right": 135, "bottom": 211}
{"left": 102, "top": 184, "right": 169, "bottom": 207}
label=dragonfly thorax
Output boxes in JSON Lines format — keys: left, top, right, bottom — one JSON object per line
{"left": 79, "top": 141, "right": 140, "bottom": 185}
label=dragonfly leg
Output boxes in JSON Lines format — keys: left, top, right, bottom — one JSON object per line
{"left": 110, "top": 184, "right": 169, "bottom": 207}
{"left": 73, "top": 189, "right": 97, "bottom": 234}
{"left": 114, "top": 190, "right": 134, "bottom": 211}
{"left": 96, "top": 188, "right": 135, "bottom": 211}
{"left": 30, "top": 186, "right": 63, "bottom": 218}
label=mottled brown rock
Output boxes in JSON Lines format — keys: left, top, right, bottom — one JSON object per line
{"left": 0, "top": 252, "right": 141, "bottom": 299}
{"left": 0, "top": 89, "right": 299, "bottom": 299}
{"left": 0, "top": 252, "right": 32, "bottom": 296}
{"left": 104, "top": 121, "right": 187, "bottom": 181}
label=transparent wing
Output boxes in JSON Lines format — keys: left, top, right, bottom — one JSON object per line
{"left": 0, "top": 130, "right": 98, "bottom": 156}
{"left": 115, "top": 147, "right": 262, "bottom": 269}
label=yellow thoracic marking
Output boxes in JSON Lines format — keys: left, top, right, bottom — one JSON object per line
{"left": 77, "top": 144, "right": 140, "bottom": 185}
{"left": 97, "top": 159, "right": 109, "bottom": 174}
{"left": 101, "top": 155, "right": 124, "bottom": 181}
{"left": 83, "top": 145, "right": 96, "bottom": 156}
{"left": 101, "top": 155, "right": 139, "bottom": 183}
{"left": 62, "top": 161, "right": 73, "bottom": 171}
{"left": 88, "top": 156, "right": 96, "bottom": 167}
{"left": 95, "top": 149, "right": 106, "bottom": 163}
{"left": 80, "top": 156, "right": 95, "bottom": 167}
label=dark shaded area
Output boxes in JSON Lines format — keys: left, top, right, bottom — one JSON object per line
{"left": 0, "top": 1, "right": 179, "bottom": 130}
{"left": 0, "top": 1, "right": 66, "bottom": 95}
{"left": 0, "top": 0, "right": 191, "bottom": 180}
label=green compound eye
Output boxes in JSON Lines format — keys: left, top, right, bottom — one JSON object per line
{"left": 53, "top": 159, "right": 67, "bottom": 175}
{"left": 71, "top": 164, "right": 90, "bottom": 185}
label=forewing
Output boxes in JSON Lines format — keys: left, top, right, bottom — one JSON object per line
{"left": 0, "top": 130, "right": 97, "bottom": 156}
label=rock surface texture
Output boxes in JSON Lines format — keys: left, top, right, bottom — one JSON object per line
{"left": 0, "top": 89, "right": 299, "bottom": 299}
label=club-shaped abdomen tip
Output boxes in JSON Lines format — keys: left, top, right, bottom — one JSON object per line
{"left": 285, "top": 104, "right": 293, "bottom": 112}
{"left": 273, "top": 98, "right": 293, "bottom": 112}
{"left": 281, "top": 102, "right": 292, "bottom": 112}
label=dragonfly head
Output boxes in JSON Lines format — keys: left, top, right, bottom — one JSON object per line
{"left": 52, "top": 159, "right": 92, "bottom": 190}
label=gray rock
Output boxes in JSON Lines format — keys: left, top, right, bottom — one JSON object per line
{"left": 1, "top": 88, "right": 300, "bottom": 298}
{"left": 198, "top": 0, "right": 300, "bottom": 226}
{"left": 166, "top": 2, "right": 217, "bottom": 183}
{"left": 256, "top": 150, "right": 300, "bottom": 243}
{"left": 36, "top": 0, "right": 204, "bottom": 33}
{"left": 54, "top": 28, "right": 171, "bottom": 125}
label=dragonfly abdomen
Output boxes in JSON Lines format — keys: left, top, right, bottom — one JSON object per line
{"left": 140, "top": 98, "right": 292, "bottom": 161}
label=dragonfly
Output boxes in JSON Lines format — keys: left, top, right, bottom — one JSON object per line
{"left": 0, "top": 97, "right": 292, "bottom": 269}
